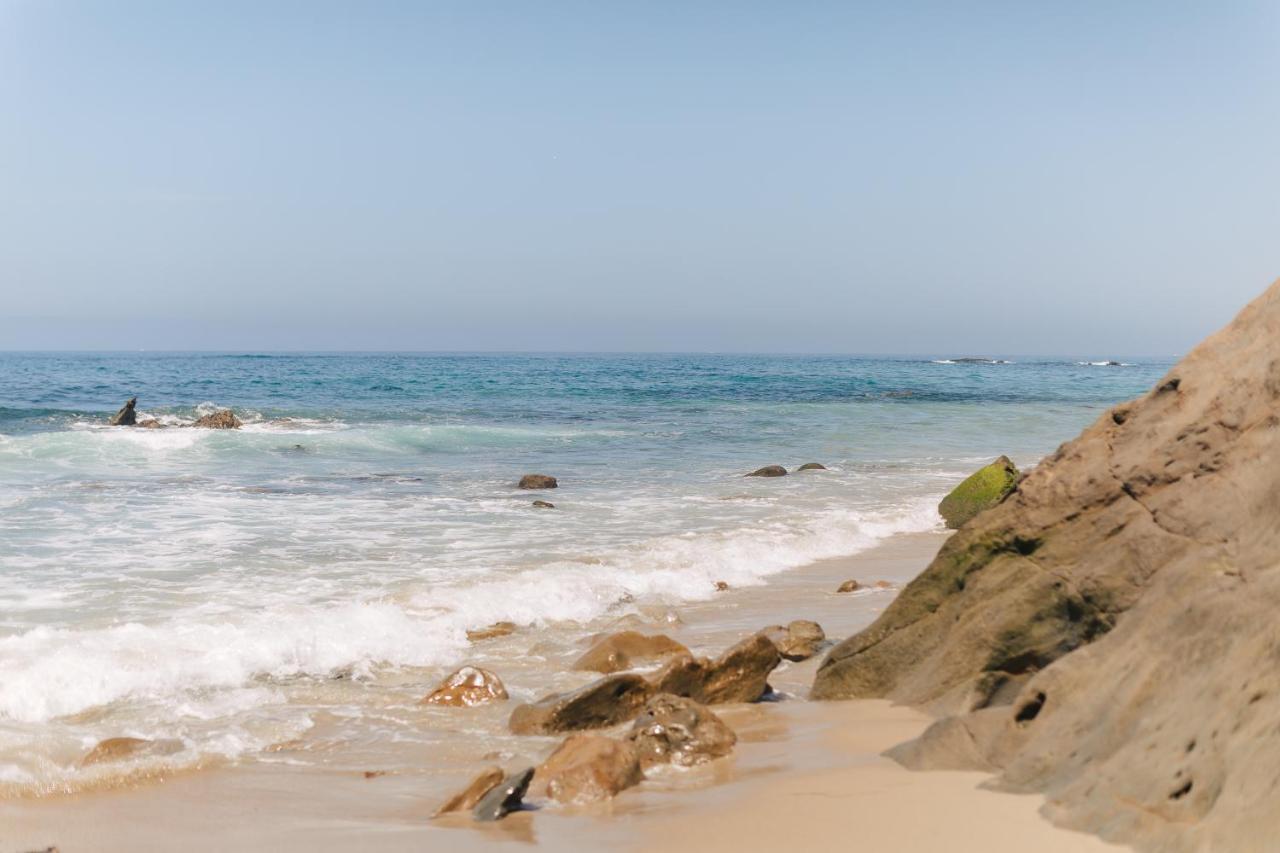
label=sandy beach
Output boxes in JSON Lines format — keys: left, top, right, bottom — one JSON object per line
{"left": 1, "top": 530, "right": 1120, "bottom": 852}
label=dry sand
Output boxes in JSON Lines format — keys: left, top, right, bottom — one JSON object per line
{"left": 0, "top": 531, "right": 1125, "bottom": 852}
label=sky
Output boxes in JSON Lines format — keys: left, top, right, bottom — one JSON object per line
{"left": 2, "top": 1, "right": 1279, "bottom": 355}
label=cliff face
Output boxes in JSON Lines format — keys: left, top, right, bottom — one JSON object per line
{"left": 814, "top": 280, "right": 1280, "bottom": 851}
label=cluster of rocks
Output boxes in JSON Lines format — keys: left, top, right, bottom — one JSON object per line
{"left": 745, "top": 462, "right": 826, "bottom": 478}
{"left": 426, "top": 619, "right": 830, "bottom": 822}
{"left": 106, "top": 397, "right": 242, "bottom": 430}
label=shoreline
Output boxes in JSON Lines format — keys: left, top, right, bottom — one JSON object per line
{"left": 2, "top": 529, "right": 1122, "bottom": 852}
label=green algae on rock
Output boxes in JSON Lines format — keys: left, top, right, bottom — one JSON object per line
{"left": 937, "top": 456, "right": 1019, "bottom": 529}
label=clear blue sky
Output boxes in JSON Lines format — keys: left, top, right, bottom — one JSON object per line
{"left": 2, "top": 1, "right": 1278, "bottom": 354}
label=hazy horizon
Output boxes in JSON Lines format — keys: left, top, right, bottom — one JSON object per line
{"left": 4, "top": 2, "right": 1279, "bottom": 354}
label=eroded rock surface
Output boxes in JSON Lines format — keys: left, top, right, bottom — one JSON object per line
{"left": 627, "top": 694, "right": 736, "bottom": 769}
{"left": 421, "top": 666, "right": 509, "bottom": 707}
{"left": 192, "top": 409, "right": 241, "bottom": 429}
{"left": 813, "top": 280, "right": 1280, "bottom": 852}
{"left": 534, "top": 734, "right": 643, "bottom": 804}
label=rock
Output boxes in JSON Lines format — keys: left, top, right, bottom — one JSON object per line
{"left": 572, "top": 631, "right": 689, "bottom": 674}
{"left": 936, "top": 456, "right": 1019, "bottom": 529}
{"left": 79, "top": 736, "right": 182, "bottom": 767}
{"left": 472, "top": 767, "right": 534, "bottom": 822}
{"left": 434, "top": 766, "right": 505, "bottom": 817}
{"left": 467, "top": 621, "right": 517, "bottom": 642}
{"left": 797, "top": 462, "right": 827, "bottom": 471}
{"left": 192, "top": 409, "right": 241, "bottom": 429}
{"left": 534, "top": 734, "right": 643, "bottom": 804}
{"left": 627, "top": 694, "right": 737, "bottom": 769}
{"left": 652, "top": 633, "right": 781, "bottom": 704}
{"left": 874, "top": 580, "right": 894, "bottom": 589}
{"left": 745, "top": 465, "right": 787, "bottom": 477}
{"left": 518, "top": 474, "right": 557, "bottom": 490}
{"left": 108, "top": 397, "right": 137, "bottom": 426}
{"left": 811, "top": 279, "right": 1280, "bottom": 852}
{"left": 836, "top": 580, "right": 861, "bottom": 593}
{"left": 508, "top": 674, "right": 653, "bottom": 735}
{"left": 531, "top": 500, "right": 555, "bottom": 508}
{"left": 137, "top": 419, "right": 163, "bottom": 429}
{"left": 421, "top": 666, "right": 509, "bottom": 707}
{"left": 714, "top": 581, "right": 730, "bottom": 592}
{"left": 760, "top": 620, "right": 826, "bottom": 662}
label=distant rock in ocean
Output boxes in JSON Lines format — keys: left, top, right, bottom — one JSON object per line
{"left": 813, "top": 278, "right": 1280, "bottom": 852}
{"left": 745, "top": 465, "right": 787, "bottom": 477}
{"left": 108, "top": 397, "right": 138, "bottom": 426}
{"left": 518, "top": 474, "right": 557, "bottom": 490}
{"left": 192, "top": 409, "right": 241, "bottom": 429}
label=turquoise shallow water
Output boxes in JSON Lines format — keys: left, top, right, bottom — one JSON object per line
{"left": 0, "top": 352, "right": 1169, "bottom": 790}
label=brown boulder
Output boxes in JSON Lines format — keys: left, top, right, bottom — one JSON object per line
{"left": 518, "top": 474, "right": 558, "bottom": 490}
{"left": 797, "top": 462, "right": 827, "bottom": 471}
{"left": 534, "top": 734, "right": 643, "bottom": 804}
{"left": 433, "top": 766, "right": 505, "bottom": 817}
{"left": 421, "top": 666, "right": 509, "bottom": 707}
{"left": 627, "top": 694, "right": 737, "bottom": 769}
{"left": 508, "top": 673, "right": 653, "bottom": 735}
{"left": 572, "top": 631, "right": 689, "bottom": 674}
{"left": 192, "top": 409, "right": 241, "bottom": 429}
{"left": 531, "top": 500, "right": 555, "bottom": 508}
{"left": 836, "top": 580, "right": 861, "bottom": 593}
{"left": 108, "top": 397, "right": 137, "bottom": 426}
{"left": 760, "top": 620, "right": 826, "bottom": 662}
{"left": 652, "top": 633, "right": 780, "bottom": 704}
{"left": 714, "top": 581, "right": 730, "bottom": 592}
{"left": 745, "top": 465, "right": 787, "bottom": 477}
{"left": 467, "top": 621, "right": 517, "bottom": 642}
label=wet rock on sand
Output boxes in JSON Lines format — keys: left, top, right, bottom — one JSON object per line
{"left": 759, "top": 620, "right": 826, "bottom": 661}
{"left": 508, "top": 674, "right": 653, "bottom": 735}
{"left": 652, "top": 633, "right": 781, "bottom": 705}
{"left": 473, "top": 767, "right": 535, "bottom": 822}
{"left": 745, "top": 465, "right": 787, "bottom": 477}
{"left": 518, "top": 474, "right": 558, "bottom": 489}
{"left": 421, "top": 666, "right": 508, "bottom": 707}
{"left": 572, "top": 631, "right": 689, "bottom": 675}
{"left": 535, "top": 734, "right": 643, "bottom": 804}
{"left": 836, "top": 580, "right": 861, "bottom": 593}
{"left": 627, "top": 694, "right": 737, "bottom": 769}
{"left": 936, "top": 455, "right": 1018, "bottom": 529}
{"left": 108, "top": 397, "right": 138, "bottom": 426}
{"left": 192, "top": 409, "right": 242, "bottom": 429}
{"left": 434, "top": 766, "right": 505, "bottom": 817}
{"left": 714, "top": 580, "right": 730, "bottom": 592}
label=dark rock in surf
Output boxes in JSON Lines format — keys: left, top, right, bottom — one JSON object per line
{"left": 797, "top": 462, "right": 827, "bottom": 471}
{"left": 745, "top": 465, "right": 787, "bottom": 477}
{"left": 508, "top": 674, "right": 653, "bottom": 735}
{"left": 651, "top": 633, "right": 780, "bottom": 705}
{"left": 192, "top": 409, "right": 242, "bottom": 429}
{"left": 518, "top": 474, "right": 558, "bottom": 490}
{"left": 472, "top": 767, "right": 534, "bottom": 821}
{"left": 836, "top": 580, "right": 861, "bottom": 593}
{"left": 433, "top": 766, "right": 505, "bottom": 817}
{"left": 532, "top": 500, "right": 555, "bottom": 509}
{"left": 108, "top": 397, "right": 138, "bottom": 426}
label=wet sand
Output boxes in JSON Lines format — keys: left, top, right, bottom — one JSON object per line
{"left": 1, "top": 530, "right": 1122, "bottom": 851}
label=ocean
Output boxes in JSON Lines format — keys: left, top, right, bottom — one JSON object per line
{"left": 0, "top": 351, "right": 1170, "bottom": 795}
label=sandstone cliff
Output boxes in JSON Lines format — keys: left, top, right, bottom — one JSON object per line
{"left": 814, "top": 279, "right": 1280, "bottom": 851}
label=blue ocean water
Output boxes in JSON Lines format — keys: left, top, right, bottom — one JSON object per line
{"left": 0, "top": 351, "right": 1169, "bottom": 791}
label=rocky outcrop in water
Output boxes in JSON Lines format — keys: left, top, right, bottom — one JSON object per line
{"left": 745, "top": 465, "right": 787, "bottom": 477}
{"left": 192, "top": 409, "right": 241, "bottom": 429}
{"left": 518, "top": 474, "right": 557, "bottom": 489}
{"left": 108, "top": 398, "right": 138, "bottom": 426}
{"left": 813, "top": 280, "right": 1280, "bottom": 852}
{"left": 936, "top": 455, "right": 1019, "bottom": 529}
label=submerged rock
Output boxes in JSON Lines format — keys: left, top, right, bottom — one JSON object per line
{"left": 797, "top": 462, "right": 827, "bottom": 471}
{"left": 572, "top": 631, "right": 689, "bottom": 675}
{"left": 812, "top": 279, "right": 1280, "bottom": 852}
{"left": 472, "top": 767, "right": 534, "bottom": 822}
{"left": 192, "top": 409, "right": 242, "bottom": 429}
{"left": 137, "top": 419, "right": 163, "bottom": 429}
{"left": 531, "top": 500, "right": 555, "bottom": 509}
{"left": 433, "top": 766, "right": 504, "bottom": 817}
{"left": 836, "top": 580, "right": 861, "bottom": 593}
{"left": 745, "top": 465, "right": 787, "bottom": 477}
{"left": 420, "top": 666, "right": 508, "bottom": 707}
{"left": 518, "top": 474, "right": 558, "bottom": 490}
{"left": 627, "top": 694, "right": 737, "bottom": 769}
{"left": 508, "top": 674, "right": 653, "bottom": 735}
{"left": 535, "top": 734, "right": 643, "bottom": 804}
{"left": 714, "top": 581, "right": 730, "bottom": 592}
{"left": 937, "top": 456, "right": 1018, "bottom": 529}
{"left": 108, "top": 397, "right": 138, "bottom": 426}
{"left": 467, "top": 621, "right": 517, "bottom": 642}
{"left": 79, "top": 736, "right": 182, "bottom": 767}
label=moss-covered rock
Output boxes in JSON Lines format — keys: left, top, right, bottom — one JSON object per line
{"left": 938, "top": 456, "right": 1019, "bottom": 529}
